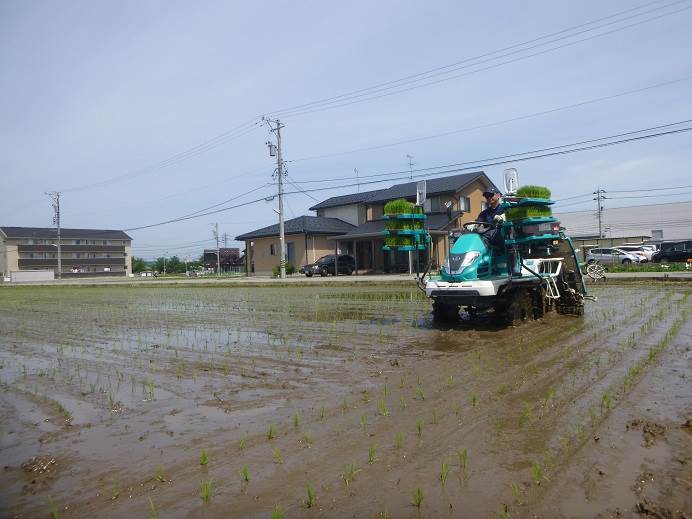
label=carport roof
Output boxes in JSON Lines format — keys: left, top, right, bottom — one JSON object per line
{"left": 235, "top": 215, "right": 356, "bottom": 241}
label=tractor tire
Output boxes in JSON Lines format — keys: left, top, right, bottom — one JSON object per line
{"left": 432, "top": 301, "right": 459, "bottom": 322}
{"left": 533, "top": 286, "right": 547, "bottom": 320}
{"left": 504, "top": 289, "right": 532, "bottom": 327}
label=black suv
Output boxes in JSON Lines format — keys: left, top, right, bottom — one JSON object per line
{"left": 300, "top": 255, "right": 355, "bottom": 277}
{"left": 651, "top": 240, "right": 692, "bottom": 263}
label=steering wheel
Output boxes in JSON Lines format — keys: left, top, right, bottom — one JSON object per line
{"left": 462, "top": 220, "right": 494, "bottom": 231}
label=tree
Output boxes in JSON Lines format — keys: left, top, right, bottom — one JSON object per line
{"left": 166, "top": 256, "right": 184, "bottom": 274}
{"left": 153, "top": 257, "right": 166, "bottom": 273}
{"left": 132, "top": 257, "right": 146, "bottom": 273}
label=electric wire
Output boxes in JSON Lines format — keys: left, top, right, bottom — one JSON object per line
{"left": 265, "top": 0, "right": 688, "bottom": 117}
{"left": 122, "top": 122, "right": 692, "bottom": 232}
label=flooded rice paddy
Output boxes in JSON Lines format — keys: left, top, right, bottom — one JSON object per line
{"left": 0, "top": 283, "right": 690, "bottom": 518}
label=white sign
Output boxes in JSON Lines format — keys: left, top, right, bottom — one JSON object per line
{"left": 416, "top": 180, "right": 427, "bottom": 206}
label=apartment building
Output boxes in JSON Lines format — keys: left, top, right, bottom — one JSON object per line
{"left": 0, "top": 226, "right": 133, "bottom": 278}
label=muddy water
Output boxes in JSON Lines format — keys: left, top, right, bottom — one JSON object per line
{"left": 0, "top": 284, "right": 689, "bottom": 518}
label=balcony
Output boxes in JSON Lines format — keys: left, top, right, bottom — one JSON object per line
{"left": 18, "top": 258, "right": 126, "bottom": 268}
{"left": 18, "top": 245, "right": 126, "bottom": 253}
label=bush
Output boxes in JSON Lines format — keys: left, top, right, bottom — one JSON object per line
{"left": 272, "top": 261, "right": 295, "bottom": 277}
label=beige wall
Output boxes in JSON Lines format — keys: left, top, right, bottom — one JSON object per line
{"left": 1, "top": 240, "right": 20, "bottom": 277}
{"left": 322, "top": 206, "right": 360, "bottom": 226}
{"left": 246, "top": 234, "right": 337, "bottom": 276}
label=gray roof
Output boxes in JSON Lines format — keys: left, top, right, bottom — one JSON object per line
{"left": 308, "top": 171, "right": 493, "bottom": 210}
{"left": 334, "top": 212, "right": 463, "bottom": 239}
{"left": 235, "top": 215, "right": 356, "bottom": 241}
{"left": 365, "top": 172, "right": 492, "bottom": 203}
{"left": 308, "top": 188, "right": 388, "bottom": 211}
{"left": 0, "top": 226, "right": 132, "bottom": 240}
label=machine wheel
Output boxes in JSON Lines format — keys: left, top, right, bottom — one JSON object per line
{"left": 432, "top": 301, "right": 460, "bottom": 322}
{"left": 533, "top": 286, "right": 547, "bottom": 319}
{"left": 504, "top": 289, "right": 532, "bottom": 326}
{"left": 305, "top": 272, "right": 313, "bottom": 277}
{"left": 320, "top": 267, "right": 329, "bottom": 277}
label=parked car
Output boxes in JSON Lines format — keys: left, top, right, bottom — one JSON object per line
{"left": 614, "top": 245, "right": 650, "bottom": 262}
{"left": 586, "top": 247, "right": 642, "bottom": 265}
{"left": 300, "top": 255, "right": 356, "bottom": 276}
{"left": 651, "top": 240, "right": 692, "bottom": 263}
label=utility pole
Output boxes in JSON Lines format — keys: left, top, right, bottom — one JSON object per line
{"left": 593, "top": 187, "right": 607, "bottom": 238}
{"left": 406, "top": 154, "right": 415, "bottom": 181}
{"left": 223, "top": 232, "right": 228, "bottom": 248}
{"left": 163, "top": 252, "right": 167, "bottom": 276}
{"left": 266, "top": 118, "right": 286, "bottom": 279}
{"left": 212, "top": 223, "right": 220, "bottom": 276}
{"left": 46, "top": 191, "right": 62, "bottom": 279}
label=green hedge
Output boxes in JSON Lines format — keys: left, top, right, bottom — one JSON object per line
{"left": 272, "top": 261, "right": 296, "bottom": 277}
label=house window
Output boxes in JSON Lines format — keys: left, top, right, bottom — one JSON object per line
{"left": 270, "top": 243, "right": 276, "bottom": 256}
{"left": 459, "top": 196, "right": 471, "bottom": 212}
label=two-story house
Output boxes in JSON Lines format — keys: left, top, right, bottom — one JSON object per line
{"left": 236, "top": 171, "right": 498, "bottom": 276}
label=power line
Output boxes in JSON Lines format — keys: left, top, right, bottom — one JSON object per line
{"left": 267, "top": 0, "right": 691, "bottom": 118}
{"left": 61, "top": 119, "right": 262, "bottom": 193}
{"left": 608, "top": 183, "right": 692, "bottom": 193}
{"left": 608, "top": 191, "right": 692, "bottom": 199}
{"left": 286, "top": 75, "right": 692, "bottom": 163}
{"left": 123, "top": 121, "right": 692, "bottom": 232}
{"left": 290, "top": 119, "right": 692, "bottom": 185}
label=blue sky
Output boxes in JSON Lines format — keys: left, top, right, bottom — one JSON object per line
{"left": 1, "top": 0, "right": 691, "bottom": 259}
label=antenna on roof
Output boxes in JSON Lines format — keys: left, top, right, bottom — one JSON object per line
{"left": 354, "top": 168, "right": 360, "bottom": 193}
{"left": 406, "top": 154, "right": 415, "bottom": 181}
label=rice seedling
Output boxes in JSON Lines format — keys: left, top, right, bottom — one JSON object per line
{"left": 239, "top": 437, "right": 246, "bottom": 450}
{"left": 399, "top": 395, "right": 407, "bottom": 408}
{"left": 304, "top": 431, "right": 313, "bottom": 448}
{"left": 532, "top": 460, "right": 543, "bottom": 485}
{"left": 383, "top": 382, "right": 389, "bottom": 396}
{"left": 48, "top": 497, "right": 60, "bottom": 519}
{"left": 368, "top": 443, "right": 377, "bottom": 464}
{"left": 600, "top": 392, "right": 612, "bottom": 413}
{"left": 271, "top": 504, "right": 282, "bottom": 519}
{"left": 155, "top": 466, "right": 166, "bottom": 483}
{"left": 241, "top": 465, "right": 250, "bottom": 483}
{"left": 471, "top": 393, "right": 478, "bottom": 407}
{"left": 200, "top": 479, "right": 212, "bottom": 503}
{"left": 457, "top": 448, "right": 467, "bottom": 470}
{"left": 416, "top": 385, "right": 425, "bottom": 400}
{"left": 439, "top": 460, "right": 449, "bottom": 485}
{"left": 380, "top": 509, "right": 390, "bottom": 519}
{"left": 272, "top": 447, "right": 283, "bottom": 464}
{"left": 319, "top": 405, "right": 325, "bottom": 421}
{"left": 431, "top": 408, "right": 438, "bottom": 424}
{"left": 416, "top": 420, "right": 423, "bottom": 438}
{"left": 148, "top": 497, "right": 157, "bottom": 519}
{"left": 446, "top": 375, "right": 454, "bottom": 389}
{"left": 498, "top": 504, "right": 510, "bottom": 519}
{"left": 342, "top": 462, "right": 358, "bottom": 486}
{"left": 305, "top": 484, "right": 316, "bottom": 508}
{"left": 393, "top": 431, "right": 403, "bottom": 450}
{"left": 511, "top": 482, "right": 523, "bottom": 504}
{"left": 360, "top": 413, "right": 367, "bottom": 431}
{"left": 199, "top": 450, "right": 209, "bottom": 466}
{"left": 519, "top": 403, "right": 531, "bottom": 426}
{"left": 543, "top": 389, "right": 555, "bottom": 408}
{"left": 293, "top": 412, "right": 301, "bottom": 430}
{"left": 377, "top": 398, "right": 389, "bottom": 417}
{"left": 411, "top": 488, "right": 424, "bottom": 508}
{"left": 267, "top": 423, "right": 277, "bottom": 440}
{"left": 362, "top": 389, "right": 370, "bottom": 403}
{"left": 399, "top": 374, "right": 406, "bottom": 388}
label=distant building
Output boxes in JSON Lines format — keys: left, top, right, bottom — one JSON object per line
{"left": 236, "top": 171, "right": 498, "bottom": 276}
{"left": 0, "top": 226, "right": 132, "bottom": 278}
{"left": 203, "top": 247, "right": 242, "bottom": 272}
{"left": 555, "top": 201, "right": 692, "bottom": 243}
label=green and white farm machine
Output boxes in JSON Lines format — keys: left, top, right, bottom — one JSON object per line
{"left": 383, "top": 170, "right": 592, "bottom": 325}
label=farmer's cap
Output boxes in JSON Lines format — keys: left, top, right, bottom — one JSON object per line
{"left": 482, "top": 187, "right": 501, "bottom": 197}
